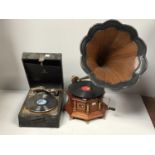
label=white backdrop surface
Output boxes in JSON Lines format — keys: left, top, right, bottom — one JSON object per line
{"left": 0, "top": 19, "right": 154, "bottom": 96}
{"left": 0, "top": 90, "right": 154, "bottom": 134}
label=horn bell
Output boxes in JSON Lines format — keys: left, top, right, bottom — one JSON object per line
{"left": 80, "top": 20, "right": 147, "bottom": 90}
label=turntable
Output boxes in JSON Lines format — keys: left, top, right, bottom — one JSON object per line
{"left": 65, "top": 20, "right": 147, "bottom": 121}
{"left": 18, "top": 53, "right": 64, "bottom": 128}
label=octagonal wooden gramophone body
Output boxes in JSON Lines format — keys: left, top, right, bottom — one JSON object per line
{"left": 65, "top": 78, "right": 108, "bottom": 121}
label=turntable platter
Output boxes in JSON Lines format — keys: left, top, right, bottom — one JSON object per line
{"left": 68, "top": 81, "right": 104, "bottom": 99}
{"left": 26, "top": 92, "right": 58, "bottom": 112}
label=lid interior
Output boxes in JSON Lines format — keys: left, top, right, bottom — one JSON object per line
{"left": 23, "top": 53, "right": 63, "bottom": 89}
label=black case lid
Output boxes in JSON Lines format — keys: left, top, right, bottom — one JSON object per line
{"left": 22, "top": 52, "right": 64, "bottom": 89}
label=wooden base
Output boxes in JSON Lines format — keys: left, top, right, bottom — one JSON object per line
{"left": 65, "top": 103, "right": 107, "bottom": 121}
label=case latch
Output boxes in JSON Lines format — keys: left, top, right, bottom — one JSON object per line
{"left": 39, "top": 54, "right": 45, "bottom": 65}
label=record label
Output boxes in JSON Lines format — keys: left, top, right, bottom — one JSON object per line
{"left": 36, "top": 99, "right": 47, "bottom": 105}
{"left": 81, "top": 85, "right": 91, "bottom": 91}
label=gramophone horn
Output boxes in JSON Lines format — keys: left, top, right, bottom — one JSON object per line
{"left": 80, "top": 20, "right": 147, "bottom": 90}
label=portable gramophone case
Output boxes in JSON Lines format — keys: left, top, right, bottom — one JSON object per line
{"left": 18, "top": 53, "right": 64, "bottom": 128}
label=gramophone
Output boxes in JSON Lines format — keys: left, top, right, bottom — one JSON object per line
{"left": 18, "top": 53, "right": 64, "bottom": 128}
{"left": 65, "top": 20, "right": 147, "bottom": 121}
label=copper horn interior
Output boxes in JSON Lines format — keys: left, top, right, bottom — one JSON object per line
{"left": 85, "top": 27, "right": 139, "bottom": 85}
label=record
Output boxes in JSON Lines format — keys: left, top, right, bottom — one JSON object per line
{"left": 26, "top": 91, "right": 58, "bottom": 112}
{"left": 68, "top": 81, "right": 104, "bottom": 99}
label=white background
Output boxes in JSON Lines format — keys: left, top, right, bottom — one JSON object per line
{"left": 0, "top": 0, "right": 155, "bottom": 154}
{"left": 0, "top": 19, "right": 155, "bottom": 97}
